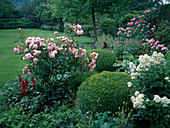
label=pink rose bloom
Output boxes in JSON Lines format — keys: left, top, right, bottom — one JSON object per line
{"left": 33, "top": 44, "right": 38, "bottom": 49}
{"left": 77, "top": 24, "right": 82, "bottom": 29}
{"left": 156, "top": 46, "right": 159, "bottom": 50}
{"left": 126, "top": 27, "right": 131, "bottom": 30}
{"left": 135, "top": 21, "right": 139, "bottom": 25}
{"left": 128, "top": 22, "right": 133, "bottom": 25}
{"left": 154, "top": 41, "right": 159, "bottom": 45}
{"left": 128, "top": 30, "right": 131, "bottom": 33}
{"left": 158, "top": 44, "right": 164, "bottom": 48}
{"left": 151, "top": 46, "right": 155, "bottom": 49}
{"left": 24, "top": 48, "right": 29, "bottom": 53}
{"left": 40, "top": 42, "right": 45, "bottom": 47}
{"left": 14, "top": 48, "right": 18, "bottom": 53}
{"left": 49, "top": 53, "right": 55, "bottom": 58}
{"left": 48, "top": 46, "right": 53, "bottom": 51}
{"left": 33, "top": 58, "right": 38, "bottom": 63}
{"left": 117, "top": 31, "right": 121, "bottom": 35}
{"left": 77, "top": 29, "right": 83, "bottom": 35}
{"left": 28, "top": 72, "right": 32, "bottom": 75}
{"left": 50, "top": 38, "right": 54, "bottom": 42}
{"left": 54, "top": 31, "right": 58, "bottom": 34}
{"left": 137, "top": 24, "right": 141, "bottom": 27}
{"left": 150, "top": 44, "right": 153, "bottom": 46}
{"left": 25, "top": 53, "right": 33, "bottom": 60}
{"left": 139, "top": 20, "right": 143, "bottom": 22}
{"left": 131, "top": 18, "right": 136, "bottom": 21}
{"left": 161, "top": 47, "right": 168, "bottom": 51}
{"left": 22, "top": 56, "right": 27, "bottom": 60}
{"left": 52, "top": 50, "right": 58, "bottom": 54}
{"left": 34, "top": 50, "right": 41, "bottom": 56}
{"left": 143, "top": 43, "right": 146, "bottom": 46}
{"left": 141, "top": 29, "right": 143, "bottom": 32}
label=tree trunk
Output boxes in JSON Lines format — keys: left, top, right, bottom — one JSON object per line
{"left": 92, "top": 5, "right": 97, "bottom": 42}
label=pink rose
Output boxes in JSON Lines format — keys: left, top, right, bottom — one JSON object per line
{"left": 33, "top": 58, "right": 38, "bottom": 63}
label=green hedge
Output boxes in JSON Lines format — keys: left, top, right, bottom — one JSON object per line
{"left": 87, "top": 49, "right": 117, "bottom": 72}
{"left": 76, "top": 71, "right": 132, "bottom": 114}
{"left": 0, "top": 19, "right": 37, "bottom": 29}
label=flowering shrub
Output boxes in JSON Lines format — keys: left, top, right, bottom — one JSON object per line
{"left": 127, "top": 51, "right": 170, "bottom": 127}
{"left": 14, "top": 29, "right": 98, "bottom": 107}
{"left": 117, "top": 10, "right": 168, "bottom": 55}
{"left": 70, "top": 24, "right": 84, "bottom": 35}
{"left": 143, "top": 38, "right": 168, "bottom": 54}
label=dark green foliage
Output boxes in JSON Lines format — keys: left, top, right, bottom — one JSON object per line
{"left": 40, "top": 25, "right": 57, "bottom": 31}
{"left": 0, "top": 105, "right": 119, "bottom": 127}
{"left": 87, "top": 49, "right": 117, "bottom": 72}
{"left": 82, "top": 24, "right": 93, "bottom": 36}
{"left": 76, "top": 71, "right": 132, "bottom": 114}
{"left": 118, "top": 13, "right": 136, "bottom": 27}
{"left": 0, "top": 0, "right": 15, "bottom": 18}
{"left": 0, "top": 75, "right": 45, "bottom": 113}
{"left": 0, "top": 19, "right": 37, "bottom": 29}
{"left": 66, "top": 71, "right": 98, "bottom": 99}
{"left": 154, "top": 20, "right": 170, "bottom": 48}
{"left": 100, "top": 18, "right": 117, "bottom": 36}
{"left": 158, "top": 4, "right": 170, "bottom": 22}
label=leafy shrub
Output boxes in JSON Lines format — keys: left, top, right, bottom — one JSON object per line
{"left": 158, "top": 4, "right": 170, "bottom": 22}
{"left": 128, "top": 51, "right": 170, "bottom": 127}
{"left": 95, "top": 34, "right": 114, "bottom": 49}
{"left": 112, "top": 38, "right": 143, "bottom": 59}
{"left": 82, "top": 24, "right": 93, "bottom": 37}
{"left": 0, "top": 105, "right": 122, "bottom": 128}
{"left": 87, "top": 49, "right": 117, "bottom": 72}
{"left": 40, "top": 25, "right": 57, "bottom": 31}
{"left": 14, "top": 33, "right": 98, "bottom": 109}
{"left": 76, "top": 71, "right": 132, "bottom": 114}
{"left": 154, "top": 20, "right": 170, "bottom": 48}
{"left": 0, "top": 18, "right": 37, "bottom": 29}
{"left": 118, "top": 13, "right": 136, "bottom": 27}
{"left": 0, "top": 75, "right": 45, "bottom": 113}
{"left": 100, "top": 18, "right": 117, "bottom": 36}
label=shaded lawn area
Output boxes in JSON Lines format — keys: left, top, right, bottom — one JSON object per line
{"left": 0, "top": 28, "right": 94, "bottom": 88}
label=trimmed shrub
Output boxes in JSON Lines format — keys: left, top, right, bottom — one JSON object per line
{"left": 76, "top": 71, "right": 132, "bottom": 114}
{"left": 118, "top": 13, "right": 136, "bottom": 27}
{"left": 100, "top": 18, "right": 117, "bottom": 36}
{"left": 0, "top": 19, "right": 37, "bottom": 29}
{"left": 87, "top": 49, "right": 117, "bottom": 72}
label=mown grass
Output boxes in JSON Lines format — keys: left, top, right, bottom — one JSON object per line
{"left": 0, "top": 28, "right": 94, "bottom": 88}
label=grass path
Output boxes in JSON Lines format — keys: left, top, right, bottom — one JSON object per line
{"left": 0, "top": 29, "right": 93, "bottom": 88}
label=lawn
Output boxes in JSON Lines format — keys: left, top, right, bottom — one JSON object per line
{"left": 0, "top": 28, "right": 94, "bottom": 88}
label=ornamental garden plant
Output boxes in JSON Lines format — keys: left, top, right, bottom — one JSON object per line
{"left": 0, "top": 6, "right": 169, "bottom": 127}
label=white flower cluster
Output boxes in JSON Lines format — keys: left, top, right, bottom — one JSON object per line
{"left": 164, "top": 77, "right": 170, "bottom": 82}
{"left": 131, "top": 92, "right": 170, "bottom": 109}
{"left": 129, "top": 51, "right": 165, "bottom": 79}
{"left": 153, "top": 95, "right": 170, "bottom": 107}
{"left": 131, "top": 91, "right": 146, "bottom": 109}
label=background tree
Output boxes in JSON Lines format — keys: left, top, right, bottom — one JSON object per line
{"left": 0, "top": 0, "right": 15, "bottom": 18}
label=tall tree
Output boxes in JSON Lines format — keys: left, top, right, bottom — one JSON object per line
{"left": 0, "top": 0, "right": 15, "bottom": 18}
{"left": 50, "top": 0, "right": 129, "bottom": 42}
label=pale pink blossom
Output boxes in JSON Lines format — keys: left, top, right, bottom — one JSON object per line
{"left": 25, "top": 53, "right": 33, "bottom": 60}
{"left": 52, "top": 50, "right": 58, "bottom": 54}
{"left": 49, "top": 53, "right": 55, "bottom": 58}
{"left": 24, "top": 48, "right": 29, "bottom": 53}
{"left": 161, "top": 47, "right": 168, "bottom": 51}
{"left": 117, "top": 31, "right": 121, "bottom": 35}
{"left": 34, "top": 50, "right": 41, "bottom": 56}
{"left": 14, "top": 48, "right": 18, "bottom": 53}
{"left": 54, "top": 31, "right": 58, "bottom": 34}
{"left": 33, "top": 58, "right": 38, "bottom": 63}
{"left": 33, "top": 44, "right": 38, "bottom": 49}
{"left": 77, "top": 24, "right": 82, "bottom": 29}
{"left": 77, "top": 29, "right": 84, "bottom": 35}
